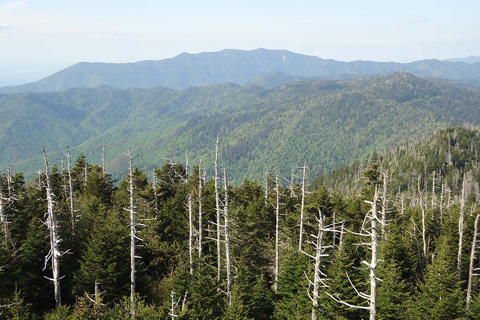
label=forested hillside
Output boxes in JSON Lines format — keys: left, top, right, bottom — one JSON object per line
{"left": 1, "top": 127, "right": 480, "bottom": 319}
{"left": 2, "top": 48, "right": 480, "bottom": 94}
{"left": 3, "top": 73, "right": 480, "bottom": 182}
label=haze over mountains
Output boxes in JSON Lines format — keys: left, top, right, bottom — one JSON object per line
{"left": 2, "top": 49, "right": 480, "bottom": 94}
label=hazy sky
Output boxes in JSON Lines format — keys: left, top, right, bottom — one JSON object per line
{"left": 1, "top": 0, "right": 479, "bottom": 85}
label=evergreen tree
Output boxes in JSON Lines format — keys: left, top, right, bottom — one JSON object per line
{"left": 274, "top": 250, "right": 311, "bottom": 320}
{"left": 407, "top": 232, "right": 465, "bottom": 320}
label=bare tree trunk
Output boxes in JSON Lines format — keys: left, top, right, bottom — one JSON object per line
{"left": 458, "top": 173, "right": 466, "bottom": 278}
{"left": 127, "top": 151, "right": 136, "bottom": 318}
{"left": 185, "top": 149, "right": 189, "bottom": 179}
{"left": 198, "top": 159, "right": 203, "bottom": 259}
{"left": 84, "top": 160, "right": 88, "bottom": 187}
{"left": 381, "top": 172, "right": 387, "bottom": 238}
{"left": 370, "top": 185, "right": 379, "bottom": 320}
{"left": 188, "top": 193, "right": 193, "bottom": 275}
{"left": 152, "top": 171, "right": 158, "bottom": 214}
{"left": 331, "top": 210, "right": 336, "bottom": 258}
{"left": 224, "top": 169, "right": 232, "bottom": 305}
{"left": 418, "top": 177, "right": 427, "bottom": 262}
{"left": 0, "top": 182, "right": 9, "bottom": 247}
{"left": 215, "top": 136, "right": 221, "bottom": 281}
{"left": 170, "top": 291, "right": 177, "bottom": 320}
{"left": 102, "top": 145, "right": 106, "bottom": 176}
{"left": 274, "top": 175, "right": 280, "bottom": 293}
{"left": 325, "top": 185, "right": 379, "bottom": 320}
{"left": 312, "top": 210, "right": 325, "bottom": 320}
{"left": 66, "top": 147, "right": 76, "bottom": 244}
{"left": 299, "top": 165, "right": 306, "bottom": 252}
{"left": 431, "top": 170, "right": 436, "bottom": 208}
{"left": 43, "top": 148, "right": 61, "bottom": 307}
{"left": 61, "top": 158, "right": 68, "bottom": 199}
{"left": 467, "top": 214, "right": 480, "bottom": 311}
{"left": 264, "top": 169, "right": 268, "bottom": 204}
{"left": 94, "top": 280, "right": 101, "bottom": 305}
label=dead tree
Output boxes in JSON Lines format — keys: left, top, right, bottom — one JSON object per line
{"left": 214, "top": 136, "right": 222, "bottom": 281}
{"left": 43, "top": 147, "right": 62, "bottom": 307}
{"left": 152, "top": 171, "right": 158, "bottom": 214}
{"left": 467, "top": 213, "right": 480, "bottom": 311}
{"left": 327, "top": 184, "right": 381, "bottom": 320}
{"left": 264, "top": 169, "right": 269, "bottom": 204}
{"left": 274, "top": 175, "right": 281, "bottom": 293}
{"left": 303, "top": 210, "right": 331, "bottom": 320}
{"left": 169, "top": 291, "right": 180, "bottom": 320}
{"left": 84, "top": 160, "right": 88, "bottom": 187}
{"left": 188, "top": 193, "right": 193, "bottom": 275}
{"left": 0, "top": 181, "right": 9, "bottom": 247}
{"left": 198, "top": 159, "right": 203, "bottom": 259}
{"left": 126, "top": 151, "right": 140, "bottom": 318}
{"left": 224, "top": 169, "right": 232, "bottom": 305}
{"left": 381, "top": 172, "right": 388, "bottom": 237}
{"left": 418, "top": 176, "right": 428, "bottom": 262}
{"left": 458, "top": 173, "right": 466, "bottom": 278}
{"left": 66, "top": 147, "right": 76, "bottom": 243}
{"left": 102, "top": 145, "right": 106, "bottom": 176}
{"left": 299, "top": 165, "right": 306, "bottom": 252}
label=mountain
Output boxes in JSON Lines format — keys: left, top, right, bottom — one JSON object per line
{"left": 3, "top": 49, "right": 480, "bottom": 94}
{"left": 3, "top": 73, "right": 480, "bottom": 182}
{"left": 444, "top": 56, "right": 480, "bottom": 64}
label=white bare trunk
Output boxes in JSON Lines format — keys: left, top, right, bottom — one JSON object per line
{"left": 458, "top": 173, "right": 466, "bottom": 278}
{"left": 128, "top": 151, "right": 136, "bottom": 318}
{"left": 274, "top": 175, "right": 280, "bottom": 293}
{"left": 170, "top": 291, "right": 177, "bottom": 320}
{"left": 0, "top": 183, "right": 9, "bottom": 247}
{"left": 43, "top": 148, "right": 61, "bottom": 307}
{"left": 418, "top": 177, "right": 427, "bottom": 261}
{"left": 370, "top": 185, "right": 379, "bottom": 320}
{"left": 312, "top": 210, "right": 325, "bottom": 320}
{"left": 264, "top": 169, "right": 268, "bottom": 204}
{"left": 381, "top": 172, "right": 387, "bottom": 237}
{"left": 188, "top": 193, "right": 193, "bottom": 275}
{"left": 66, "top": 147, "right": 75, "bottom": 243}
{"left": 185, "top": 150, "right": 189, "bottom": 180}
{"left": 299, "top": 165, "right": 306, "bottom": 252}
{"left": 215, "top": 136, "right": 221, "bottom": 281}
{"left": 84, "top": 161, "right": 88, "bottom": 187}
{"left": 431, "top": 170, "right": 436, "bottom": 208}
{"left": 224, "top": 169, "right": 232, "bottom": 305}
{"left": 198, "top": 159, "right": 203, "bottom": 259}
{"left": 331, "top": 210, "right": 336, "bottom": 258}
{"left": 152, "top": 171, "right": 158, "bottom": 214}
{"left": 466, "top": 214, "right": 479, "bottom": 310}
{"left": 102, "top": 145, "right": 106, "bottom": 176}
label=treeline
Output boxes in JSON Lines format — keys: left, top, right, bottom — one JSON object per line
{"left": 1, "top": 130, "right": 480, "bottom": 319}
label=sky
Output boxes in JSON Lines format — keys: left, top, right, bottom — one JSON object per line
{"left": 1, "top": 0, "right": 479, "bottom": 86}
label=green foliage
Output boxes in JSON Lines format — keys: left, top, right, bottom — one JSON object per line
{"left": 407, "top": 233, "right": 465, "bottom": 320}
{"left": 274, "top": 250, "right": 311, "bottom": 320}
{"left": 5, "top": 74, "right": 480, "bottom": 185}
{"left": 2, "top": 127, "right": 480, "bottom": 319}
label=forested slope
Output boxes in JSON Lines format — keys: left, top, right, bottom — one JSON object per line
{"left": 1, "top": 127, "right": 480, "bottom": 319}
{"left": 3, "top": 73, "right": 480, "bottom": 182}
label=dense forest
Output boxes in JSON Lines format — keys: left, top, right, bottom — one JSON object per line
{"left": 4, "top": 72, "right": 480, "bottom": 183}
{"left": 0, "top": 126, "right": 480, "bottom": 319}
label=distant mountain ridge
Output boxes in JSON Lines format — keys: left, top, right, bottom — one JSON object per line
{"left": 444, "top": 56, "right": 480, "bottom": 64}
{"left": 2, "top": 49, "right": 480, "bottom": 94}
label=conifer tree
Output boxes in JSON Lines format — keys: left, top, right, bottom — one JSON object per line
{"left": 408, "top": 232, "right": 464, "bottom": 320}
